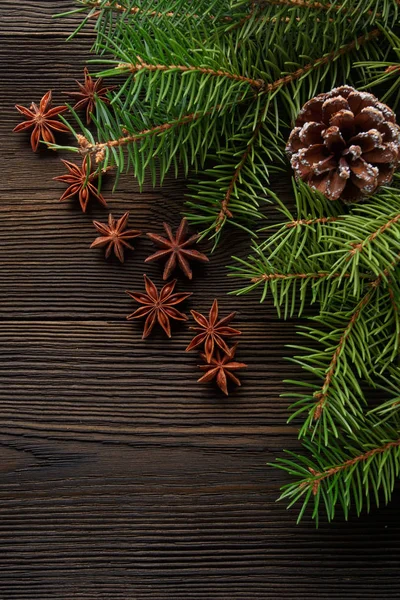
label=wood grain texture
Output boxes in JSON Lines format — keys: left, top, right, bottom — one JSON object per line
{"left": 0, "top": 2, "right": 400, "bottom": 598}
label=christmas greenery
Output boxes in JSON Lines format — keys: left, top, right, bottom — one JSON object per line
{"left": 55, "top": 0, "right": 400, "bottom": 524}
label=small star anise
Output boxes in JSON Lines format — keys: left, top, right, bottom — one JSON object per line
{"left": 64, "top": 67, "right": 117, "bottom": 125}
{"left": 186, "top": 299, "right": 241, "bottom": 363}
{"left": 145, "top": 218, "right": 209, "bottom": 280}
{"left": 198, "top": 344, "right": 247, "bottom": 395}
{"left": 54, "top": 157, "right": 107, "bottom": 213}
{"left": 90, "top": 212, "right": 142, "bottom": 262}
{"left": 13, "top": 90, "right": 69, "bottom": 152}
{"left": 126, "top": 275, "right": 192, "bottom": 339}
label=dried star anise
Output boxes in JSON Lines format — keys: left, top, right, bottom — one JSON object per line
{"left": 145, "top": 218, "right": 209, "bottom": 280}
{"left": 64, "top": 67, "right": 117, "bottom": 125}
{"left": 198, "top": 344, "right": 247, "bottom": 395}
{"left": 186, "top": 299, "right": 241, "bottom": 363}
{"left": 126, "top": 275, "right": 192, "bottom": 339}
{"left": 13, "top": 90, "right": 69, "bottom": 152}
{"left": 90, "top": 212, "right": 141, "bottom": 262}
{"left": 54, "top": 157, "right": 107, "bottom": 213}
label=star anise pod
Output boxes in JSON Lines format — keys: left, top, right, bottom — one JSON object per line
{"left": 186, "top": 299, "right": 241, "bottom": 363}
{"left": 90, "top": 212, "right": 142, "bottom": 262}
{"left": 126, "top": 275, "right": 192, "bottom": 339}
{"left": 145, "top": 218, "right": 209, "bottom": 280}
{"left": 54, "top": 157, "right": 107, "bottom": 213}
{"left": 198, "top": 344, "right": 247, "bottom": 396}
{"left": 13, "top": 90, "right": 69, "bottom": 152}
{"left": 64, "top": 67, "right": 117, "bottom": 125}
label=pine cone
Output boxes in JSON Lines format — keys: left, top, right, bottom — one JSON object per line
{"left": 286, "top": 86, "right": 400, "bottom": 202}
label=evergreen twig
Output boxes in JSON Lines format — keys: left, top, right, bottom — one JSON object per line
{"left": 56, "top": 0, "right": 400, "bottom": 524}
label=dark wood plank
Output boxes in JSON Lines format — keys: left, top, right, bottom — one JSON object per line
{"left": 1, "top": 1, "right": 400, "bottom": 598}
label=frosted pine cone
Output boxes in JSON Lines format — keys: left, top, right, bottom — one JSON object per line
{"left": 286, "top": 86, "right": 400, "bottom": 202}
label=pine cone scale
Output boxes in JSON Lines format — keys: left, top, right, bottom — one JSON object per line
{"left": 377, "top": 165, "right": 393, "bottom": 185}
{"left": 330, "top": 166, "right": 349, "bottom": 198}
{"left": 350, "top": 159, "right": 378, "bottom": 192}
{"left": 349, "top": 130, "right": 381, "bottom": 153}
{"left": 329, "top": 109, "right": 355, "bottom": 133}
{"left": 354, "top": 107, "right": 385, "bottom": 130}
{"left": 322, "top": 126, "right": 346, "bottom": 153}
{"left": 364, "top": 146, "right": 397, "bottom": 163}
{"left": 300, "top": 122, "right": 325, "bottom": 145}
{"left": 286, "top": 86, "right": 400, "bottom": 202}
{"left": 322, "top": 96, "right": 350, "bottom": 123}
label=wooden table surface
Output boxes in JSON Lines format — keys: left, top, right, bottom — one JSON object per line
{"left": 0, "top": 2, "right": 399, "bottom": 598}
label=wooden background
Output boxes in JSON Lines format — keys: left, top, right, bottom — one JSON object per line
{"left": 0, "top": 1, "right": 399, "bottom": 598}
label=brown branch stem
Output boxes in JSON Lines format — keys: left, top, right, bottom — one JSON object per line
{"left": 86, "top": 0, "right": 194, "bottom": 18}
{"left": 77, "top": 109, "right": 217, "bottom": 161}
{"left": 84, "top": 0, "right": 234, "bottom": 20}
{"left": 216, "top": 119, "right": 263, "bottom": 231}
{"left": 313, "top": 287, "right": 375, "bottom": 420}
{"left": 286, "top": 216, "right": 339, "bottom": 228}
{"left": 264, "top": 28, "right": 380, "bottom": 95}
{"left": 304, "top": 438, "right": 400, "bottom": 495}
{"left": 250, "top": 271, "right": 349, "bottom": 283}
{"left": 117, "top": 29, "right": 380, "bottom": 98}
{"left": 349, "top": 212, "right": 400, "bottom": 257}
{"left": 118, "top": 58, "right": 264, "bottom": 90}
{"left": 312, "top": 254, "right": 400, "bottom": 420}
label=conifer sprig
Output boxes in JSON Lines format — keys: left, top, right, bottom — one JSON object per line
{"left": 57, "top": 0, "right": 387, "bottom": 239}
{"left": 57, "top": 0, "right": 400, "bottom": 523}
{"left": 274, "top": 419, "right": 400, "bottom": 525}
{"left": 232, "top": 176, "right": 400, "bottom": 446}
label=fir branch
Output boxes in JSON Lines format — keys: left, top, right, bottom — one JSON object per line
{"left": 87, "top": 0, "right": 174, "bottom": 18}
{"left": 186, "top": 107, "right": 285, "bottom": 243}
{"left": 65, "top": 24, "right": 383, "bottom": 243}
{"left": 268, "top": 0, "right": 330, "bottom": 7}
{"left": 87, "top": 0, "right": 184, "bottom": 18}
{"left": 315, "top": 189, "right": 400, "bottom": 291}
{"left": 304, "top": 438, "right": 400, "bottom": 494}
{"left": 117, "top": 58, "right": 264, "bottom": 90}
{"left": 274, "top": 420, "right": 400, "bottom": 523}
{"left": 85, "top": 0, "right": 262, "bottom": 36}
{"left": 312, "top": 285, "right": 376, "bottom": 422}
{"left": 81, "top": 0, "right": 228, "bottom": 20}
{"left": 369, "top": 275, "right": 400, "bottom": 369}
{"left": 349, "top": 212, "right": 400, "bottom": 258}
{"left": 286, "top": 266, "right": 400, "bottom": 443}
{"left": 77, "top": 108, "right": 218, "bottom": 161}
{"left": 216, "top": 118, "right": 264, "bottom": 232}
{"left": 356, "top": 30, "right": 400, "bottom": 107}
{"left": 57, "top": 0, "right": 400, "bottom": 525}
{"left": 230, "top": 182, "right": 347, "bottom": 314}
{"left": 262, "top": 27, "right": 381, "bottom": 95}
{"left": 286, "top": 216, "right": 340, "bottom": 228}
{"left": 286, "top": 302, "right": 374, "bottom": 443}
{"left": 79, "top": 23, "right": 380, "bottom": 178}
{"left": 250, "top": 271, "right": 349, "bottom": 283}
{"left": 388, "top": 282, "right": 399, "bottom": 316}
{"left": 369, "top": 364, "right": 400, "bottom": 419}
{"left": 103, "top": 26, "right": 381, "bottom": 102}
{"left": 267, "top": 0, "right": 382, "bottom": 16}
